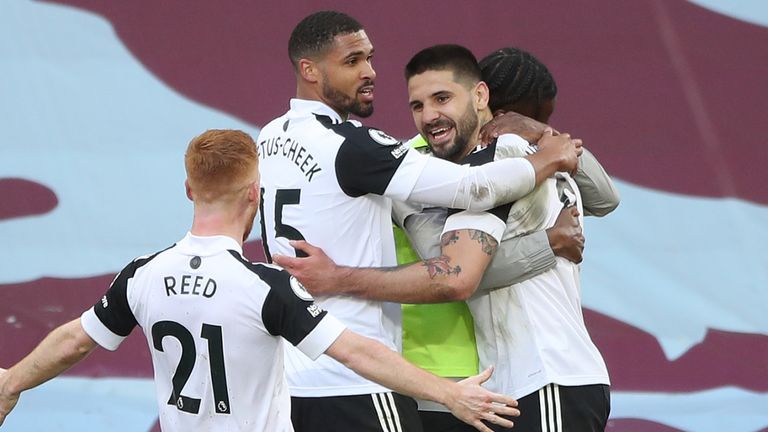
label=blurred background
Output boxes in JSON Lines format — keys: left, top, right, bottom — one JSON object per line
{"left": 1, "top": 0, "right": 766, "bottom": 430}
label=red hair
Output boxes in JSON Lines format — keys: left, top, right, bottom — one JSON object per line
{"left": 184, "top": 129, "right": 259, "bottom": 203}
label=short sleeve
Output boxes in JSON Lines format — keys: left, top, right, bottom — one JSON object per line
{"left": 259, "top": 269, "right": 346, "bottom": 358}
{"left": 80, "top": 308, "right": 124, "bottom": 351}
{"left": 80, "top": 257, "right": 149, "bottom": 351}
{"left": 295, "top": 314, "right": 346, "bottom": 360}
{"left": 443, "top": 210, "right": 507, "bottom": 244}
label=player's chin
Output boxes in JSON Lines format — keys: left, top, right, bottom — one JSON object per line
{"left": 428, "top": 140, "right": 455, "bottom": 159}
{"left": 351, "top": 102, "right": 374, "bottom": 118}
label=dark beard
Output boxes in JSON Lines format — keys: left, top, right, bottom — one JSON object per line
{"left": 429, "top": 100, "right": 478, "bottom": 162}
{"left": 322, "top": 80, "right": 374, "bottom": 118}
{"left": 451, "top": 106, "right": 478, "bottom": 161}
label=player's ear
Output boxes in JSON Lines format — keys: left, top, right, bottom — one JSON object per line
{"left": 298, "top": 58, "right": 319, "bottom": 83}
{"left": 475, "top": 81, "right": 490, "bottom": 111}
{"left": 185, "top": 179, "right": 193, "bottom": 201}
{"left": 248, "top": 180, "right": 260, "bottom": 206}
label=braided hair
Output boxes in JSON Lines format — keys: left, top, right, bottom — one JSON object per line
{"left": 479, "top": 47, "right": 557, "bottom": 117}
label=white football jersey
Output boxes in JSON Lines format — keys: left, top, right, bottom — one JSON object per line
{"left": 443, "top": 134, "right": 610, "bottom": 399}
{"left": 257, "top": 99, "right": 431, "bottom": 397}
{"left": 80, "top": 233, "right": 345, "bottom": 431}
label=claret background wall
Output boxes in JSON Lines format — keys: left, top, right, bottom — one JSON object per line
{"left": 1, "top": 1, "right": 766, "bottom": 431}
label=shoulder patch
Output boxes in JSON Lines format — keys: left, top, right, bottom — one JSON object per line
{"left": 390, "top": 144, "right": 408, "bottom": 159}
{"left": 368, "top": 128, "right": 400, "bottom": 146}
{"left": 289, "top": 276, "right": 314, "bottom": 301}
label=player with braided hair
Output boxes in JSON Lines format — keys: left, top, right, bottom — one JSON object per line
{"left": 479, "top": 47, "right": 619, "bottom": 218}
{"left": 481, "top": 48, "right": 557, "bottom": 119}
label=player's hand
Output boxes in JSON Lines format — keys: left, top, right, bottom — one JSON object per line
{"left": 272, "top": 241, "right": 348, "bottom": 296}
{"left": 536, "top": 129, "right": 582, "bottom": 175}
{"left": 479, "top": 111, "right": 551, "bottom": 145}
{"left": 446, "top": 366, "right": 519, "bottom": 432}
{"left": 0, "top": 367, "right": 19, "bottom": 427}
{"left": 546, "top": 206, "right": 584, "bottom": 263}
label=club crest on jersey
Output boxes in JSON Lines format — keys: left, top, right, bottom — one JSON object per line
{"left": 289, "top": 276, "right": 314, "bottom": 301}
{"left": 368, "top": 129, "right": 400, "bottom": 146}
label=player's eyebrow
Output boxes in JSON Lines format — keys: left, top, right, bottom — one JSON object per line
{"left": 409, "top": 90, "right": 453, "bottom": 107}
{"left": 344, "top": 47, "right": 374, "bottom": 60}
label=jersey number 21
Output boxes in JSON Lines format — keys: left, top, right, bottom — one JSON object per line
{"left": 152, "top": 321, "right": 231, "bottom": 415}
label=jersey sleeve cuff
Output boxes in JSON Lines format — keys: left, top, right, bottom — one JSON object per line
{"left": 442, "top": 211, "right": 506, "bottom": 243}
{"left": 295, "top": 313, "right": 346, "bottom": 360}
{"left": 80, "top": 308, "right": 126, "bottom": 351}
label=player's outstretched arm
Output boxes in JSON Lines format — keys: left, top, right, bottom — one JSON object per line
{"left": 573, "top": 147, "right": 620, "bottom": 216}
{"left": 325, "top": 329, "right": 519, "bottom": 432}
{"left": 274, "top": 228, "right": 495, "bottom": 303}
{"left": 0, "top": 368, "right": 6, "bottom": 427}
{"left": 0, "top": 318, "right": 98, "bottom": 426}
{"left": 405, "top": 129, "right": 581, "bottom": 212}
{"left": 475, "top": 112, "right": 618, "bottom": 215}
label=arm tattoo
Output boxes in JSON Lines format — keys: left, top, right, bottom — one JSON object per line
{"left": 441, "top": 231, "right": 460, "bottom": 247}
{"left": 422, "top": 256, "right": 462, "bottom": 279}
{"left": 469, "top": 230, "right": 498, "bottom": 256}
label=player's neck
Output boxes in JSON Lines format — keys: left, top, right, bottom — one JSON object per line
{"left": 190, "top": 207, "right": 246, "bottom": 246}
{"left": 477, "top": 108, "right": 493, "bottom": 136}
{"left": 296, "top": 85, "right": 350, "bottom": 121}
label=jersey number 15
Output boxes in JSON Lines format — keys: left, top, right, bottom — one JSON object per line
{"left": 259, "top": 188, "right": 308, "bottom": 261}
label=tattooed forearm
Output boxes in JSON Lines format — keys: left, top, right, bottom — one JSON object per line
{"left": 379, "top": 266, "right": 402, "bottom": 272}
{"left": 422, "top": 255, "right": 462, "bottom": 279}
{"left": 469, "top": 230, "right": 498, "bottom": 256}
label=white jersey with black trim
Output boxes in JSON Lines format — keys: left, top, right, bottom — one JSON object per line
{"left": 80, "top": 233, "right": 345, "bottom": 432}
{"left": 443, "top": 134, "right": 610, "bottom": 400}
{"left": 257, "top": 99, "right": 433, "bottom": 397}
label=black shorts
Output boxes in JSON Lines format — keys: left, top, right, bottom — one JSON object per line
{"left": 418, "top": 410, "right": 475, "bottom": 432}
{"left": 488, "top": 384, "right": 610, "bottom": 432}
{"left": 291, "top": 392, "right": 423, "bottom": 432}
